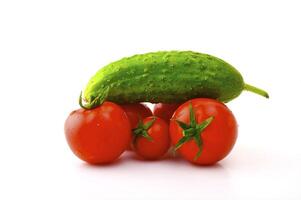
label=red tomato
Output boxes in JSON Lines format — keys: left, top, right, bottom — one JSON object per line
{"left": 121, "top": 103, "right": 152, "bottom": 150}
{"left": 121, "top": 103, "right": 152, "bottom": 128}
{"left": 153, "top": 103, "right": 180, "bottom": 123}
{"left": 169, "top": 98, "right": 237, "bottom": 165}
{"left": 64, "top": 102, "right": 131, "bottom": 164}
{"left": 133, "top": 117, "right": 170, "bottom": 160}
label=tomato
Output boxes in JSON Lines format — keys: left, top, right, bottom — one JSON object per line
{"left": 121, "top": 103, "right": 152, "bottom": 150}
{"left": 169, "top": 98, "right": 237, "bottom": 165}
{"left": 133, "top": 117, "right": 170, "bottom": 160}
{"left": 121, "top": 103, "right": 152, "bottom": 128}
{"left": 153, "top": 103, "right": 180, "bottom": 123}
{"left": 64, "top": 102, "right": 131, "bottom": 164}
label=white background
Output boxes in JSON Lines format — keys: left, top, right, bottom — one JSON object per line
{"left": 0, "top": 0, "right": 300, "bottom": 199}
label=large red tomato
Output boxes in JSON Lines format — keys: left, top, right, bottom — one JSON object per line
{"left": 169, "top": 98, "right": 237, "bottom": 165}
{"left": 64, "top": 102, "right": 131, "bottom": 164}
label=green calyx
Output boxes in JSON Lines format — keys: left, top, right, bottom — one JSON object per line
{"left": 132, "top": 117, "right": 156, "bottom": 144}
{"left": 174, "top": 103, "right": 214, "bottom": 161}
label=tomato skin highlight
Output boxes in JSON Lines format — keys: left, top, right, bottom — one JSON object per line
{"left": 153, "top": 103, "right": 180, "bottom": 123}
{"left": 134, "top": 117, "right": 170, "bottom": 160}
{"left": 170, "top": 98, "right": 237, "bottom": 165}
{"left": 64, "top": 102, "right": 131, "bottom": 164}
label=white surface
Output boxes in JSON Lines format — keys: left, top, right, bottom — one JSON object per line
{"left": 0, "top": 0, "right": 301, "bottom": 199}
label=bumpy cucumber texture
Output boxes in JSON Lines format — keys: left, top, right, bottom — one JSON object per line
{"left": 80, "top": 51, "right": 268, "bottom": 109}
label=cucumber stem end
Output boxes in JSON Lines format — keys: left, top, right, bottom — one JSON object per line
{"left": 244, "top": 84, "right": 269, "bottom": 98}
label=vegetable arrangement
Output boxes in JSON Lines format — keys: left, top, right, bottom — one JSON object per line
{"left": 65, "top": 50, "right": 268, "bottom": 165}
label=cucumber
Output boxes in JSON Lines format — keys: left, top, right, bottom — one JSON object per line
{"left": 80, "top": 51, "right": 268, "bottom": 109}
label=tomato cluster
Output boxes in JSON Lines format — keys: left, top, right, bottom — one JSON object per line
{"left": 65, "top": 98, "right": 237, "bottom": 165}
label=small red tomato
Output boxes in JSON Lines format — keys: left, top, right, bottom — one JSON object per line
{"left": 121, "top": 103, "right": 152, "bottom": 128}
{"left": 170, "top": 98, "right": 237, "bottom": 165}
{"left": 64, "top": 102, "right": 131, "bottom": 164}
{"left": 133, "top": 117, "right": 170, "bottom": 160}
{"left": 153, "top": 103, "right": 180, "bottom": 123}
{"left": 121, "top": 103, "right": 152, "bottom": 150}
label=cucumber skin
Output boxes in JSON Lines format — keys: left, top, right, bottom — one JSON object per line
{"left": 83, "top": 51, "right": 244, "bottom": 106}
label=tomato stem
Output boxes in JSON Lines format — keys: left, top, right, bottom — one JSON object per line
{"left": 132, "top": 117, "right": 156, "bottom": 145}
{"left": 174, "top": 103, "right": 214, "bottom": 160}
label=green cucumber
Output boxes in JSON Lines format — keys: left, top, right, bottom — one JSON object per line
{"left": 80, "top": 51, "right": 268, "bottom": 109}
